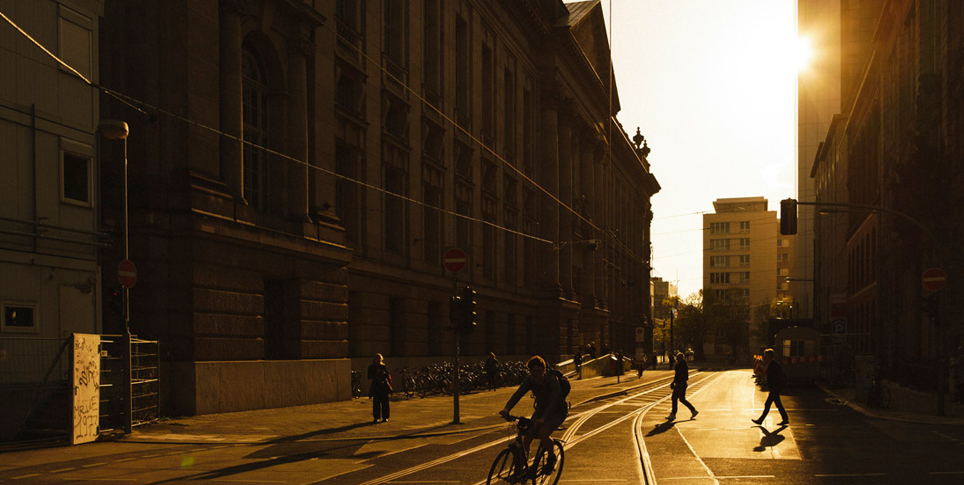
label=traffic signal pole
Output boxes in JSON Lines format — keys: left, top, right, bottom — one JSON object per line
{"left": 452, "top": 274, "right": 461, "bottom": 425}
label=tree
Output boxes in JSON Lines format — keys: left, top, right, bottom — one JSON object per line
{"left": 673, "top": 291, "right": 711, "bottom": 361}
{"left": 704, "top": 289, "right": 751, "bottom": 361}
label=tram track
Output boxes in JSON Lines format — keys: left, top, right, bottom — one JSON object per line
{"left": 345, "top": 371, "right": 723, "bottom": 485}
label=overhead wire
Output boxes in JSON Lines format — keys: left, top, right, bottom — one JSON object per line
{"left": 1, "top": 4, "right": 655, "bottom": 263}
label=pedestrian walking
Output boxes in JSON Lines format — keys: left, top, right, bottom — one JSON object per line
{"left": 588, "top": 342, "right": 597, "bottom": 359}
{"left": 667, "top": 352, "right": 698, "bottom": 421}
{"left": 573, "top": 350, "right": 583, "bottom": 379}
{"left": 484, "top": 351, "right": 501, "bottom": 390}
{"left": 367, "top": 353, "right": 392, "bottom": 423}
{"left": 752, "top": 348, "right": 789, "bottom": 426}
{"left": 637, "top": 354, "right": 645, "bottom": 379}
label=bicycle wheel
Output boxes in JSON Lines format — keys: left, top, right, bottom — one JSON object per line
{"left": 487, "top": 448, "right": 521, "bottom": 485}
{"left": 532, "top": 440, "right": 565, "bottom": 485}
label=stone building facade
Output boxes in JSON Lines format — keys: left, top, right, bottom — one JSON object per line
{"left": 808, "top": 0, "right": 964, "bottom": 392}
{"left": 99, "top": 0, "right": 659, "bottom": 415}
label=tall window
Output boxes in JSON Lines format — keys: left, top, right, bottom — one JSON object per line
{"left": 455, "top": 15, "right": 470, "bottom": 125}
{"left": 739, "top": 255, "right": 750, "bottom": 267}
{"left": 242, "top": 49, "right": 270, "bottom": 211}
{"left": 384, "top": 0, "right": 406, "bottom": 65}
{"left": 423, "top": 0, "right": 442, "bottom": 98}
{"left": 423, "top": 185, "right": 441, "bottom": 263}
{"left": 335, "top": 142, "right": 360, "bottom": 242}
{"left": 481, "top": 41, "right": 494, "bottom": 138}
{"left": 739, "top": 221, "right": 750, "bottom": 233}
{"left": 710, "top": 272, "right": 730, "bottom": 284}
{"left": 503, "top": 65, "right": 516, "bottom": 158}
{"left": 738, "top": 238, "right": 750, "bottom": 250}
{"left": 384, "top": 167, "right": 406, "bottom": 253}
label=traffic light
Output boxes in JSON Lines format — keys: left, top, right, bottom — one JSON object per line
{"left": 449, "top": 294, "right": 464, "bottom": 331}
{"left": 780, "top": 198, "right": 797, "bottom": 235}
{"left": 109, "top": 286, "right": 124, "bottom": 315}
{"left": 459, "top": 286, "right": 477, "bottom": 333}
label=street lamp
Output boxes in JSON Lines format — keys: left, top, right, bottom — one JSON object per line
{"left": 98, "top": 120, "right": 129, "bottom": 332}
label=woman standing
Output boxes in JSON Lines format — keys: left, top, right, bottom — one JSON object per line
{"left": 367, "top": 353, "right": 392, "bottom": 423}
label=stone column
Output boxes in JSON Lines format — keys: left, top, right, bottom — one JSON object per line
{"left": 593, "top": 141, "right": 608, "bottom": 309}
{"left": 219, "top": 1, "right": 245, "bottom": 203}
{"left": 539, "top": 94, "right": 561, "bottom": 297}
{"left": 287, "top": 32, "right": 311, "bottom": 221}
{"left": 558, "top": 104, "right": 574, "bottom": 299}
{"left": 581, "top": 136, "right": 598, "bottom": 307}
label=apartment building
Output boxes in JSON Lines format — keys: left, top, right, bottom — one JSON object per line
{"left": 703, "top": 197, "right": 779, "bottom": 355}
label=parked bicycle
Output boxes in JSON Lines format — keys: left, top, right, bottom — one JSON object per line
{"left": 351, "top": 370, "right": 363, "bottom": 398}
{"left": 867, "top": 376, "right": 891, "bottom": 409}
{"left": 487, "top": 414, "right": 564, "bottom": 485}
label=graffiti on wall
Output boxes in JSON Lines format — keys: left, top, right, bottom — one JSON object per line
{"left": 71, "top": 333, "right": 100, "bottom": 445}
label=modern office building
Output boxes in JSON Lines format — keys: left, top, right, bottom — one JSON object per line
{"left": 703, "top": 197, "right": 780, "bottom": 356}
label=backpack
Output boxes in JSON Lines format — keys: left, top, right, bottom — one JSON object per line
{"left": 548, "top": 369, "right": 571, "bottom": 398}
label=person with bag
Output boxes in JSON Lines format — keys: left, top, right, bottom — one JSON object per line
{"left": 499, "top": 356, "right": 569, "bottom": 474}
{"left": 667, "top": 352, "right": 698, "bottom": 421}
{"left": 752, "top": 348, "right": 789, "bottom": 426}
{"left": 367, "top": 353, "right": 392, "bottom": 423}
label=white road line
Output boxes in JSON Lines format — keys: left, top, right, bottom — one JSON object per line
{"left": 814, "top": 473, "right": 886, "bottom": 477}
{"left": 11, "top": 474, "right": 41, "bottom": 480}
{"left": 932, "top": 431, "right": 963, "bottom": 444}
{"left": 50, "top": 468, "right": 76, "bottom": 473}
{"left": 214, "top": 480, "right": 287, "bottom": 483}
{"left": 659, "top": 477, "right": 717, "bottom": 481}
{"left": 81, "top": 462, "right": 107, "bottom": 468}
{"left": 113, "top": 458, "right": 137, "bottom": 462}
{"left": 716, "top": 476, "right": 776, "bottom": 479}
{"left": 929, "top": 471, "right": 964, "bottom": 475}
{"left": 669, "top": 374, "right": 727, "bottom": 485}
{"left": 62, "top": 479, "right": 136, "bottom": 482}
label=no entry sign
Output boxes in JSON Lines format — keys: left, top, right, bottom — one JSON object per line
{"left": 443, "top": 248, "right": 467, "bottom": 273}
{"left": 118, "top": 259, "right": 137, "bottom": 289}
{"left": 922, "top": 267, "right": 947, "bottom": 292}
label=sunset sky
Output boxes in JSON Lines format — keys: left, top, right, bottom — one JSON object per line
{"left": 596, "top": 0, "right": 799, "bottom": 297}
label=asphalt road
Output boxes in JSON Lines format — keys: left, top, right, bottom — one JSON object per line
{"left": 1, "top": 369, "right": 962, "bottom": 484}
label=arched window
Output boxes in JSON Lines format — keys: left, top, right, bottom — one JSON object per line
{"left": 242, "top": 49, "right": 269, "bottom": 211}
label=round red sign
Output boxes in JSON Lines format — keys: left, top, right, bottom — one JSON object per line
{"left": 922, "top": 267, "right": 947, "bottom": 292}
{"left": 118, "top": 259, "right": 137, "bottom": 289}
{"left": 443, "top": 248, "right": 467, "bottom": 273}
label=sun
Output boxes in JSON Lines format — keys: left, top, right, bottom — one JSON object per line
{"left": 795, "top": 35, "right": 814, "bottom": 73}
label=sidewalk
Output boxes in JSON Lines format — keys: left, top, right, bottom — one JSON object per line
{"left": 818, "top": 379, "right": 964, "bottom": 425}
{"left": 126, "top": 370, "right": 670, "bottom": 445}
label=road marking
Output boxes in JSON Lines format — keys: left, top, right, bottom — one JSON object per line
{"left": 11, "top": 474, "right": 41, "bottom": 480}
{"left": 82, "top": 462, "right": 107, "bottom": 468}
{"left": 50, "top": 468, "right": 76, "bottom": 473}
{"left": 113, "top": 458, "right": 137, "bottom": 462}
{"left": 932, "top": 431, "right": 963, "bottom": 444}
{"left": 214, "top": 480, "right": 286, "bottom": 483}
{"left": 814, "top": 473, "right": 886, "bottom": 477}
{"left": 660, "top": 477, "right": 717, "bottom": 481}
{"left": 929, "top": 471, "right": 964, "bottom": 475}
{"left": 716, "top": 476, "right": 776, "bottom": 479}
{"left": 62, "top": 479, "right": 136, "bottom": 482}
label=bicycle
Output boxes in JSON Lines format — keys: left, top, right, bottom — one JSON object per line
{"left": 351, "top": 370, "right": 364, "bottom": 398}
{"left": 867, "top": 377, "right": 891, "bottom": 409}
{"left": 487, "top": 415, "right": 564, "bottom": 485}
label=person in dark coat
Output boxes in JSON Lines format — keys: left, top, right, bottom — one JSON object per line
{"left": 752, "top": 348, "right": 789, "bottom": 426}
{"left": 367, "top": 353, "right": 391, "bottom": 423}
{"left": 667, "top": 352, "right": 698, "bottom": 421}
{"left": 484, "top": 351, "right": 501, "bottom": 390}
{"left": 573, "top": 350, "right": 583, "bottom": 379}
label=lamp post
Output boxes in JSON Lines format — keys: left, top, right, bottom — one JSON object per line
{"left": 98, "top": 120, "right": 129, "bottom": 332}
{"left": 98, "top": 120, "right": 133, "bottom": 434}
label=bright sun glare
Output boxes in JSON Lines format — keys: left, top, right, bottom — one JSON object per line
{"left": 795, "top": 36, "right": 814, "bottom": 72}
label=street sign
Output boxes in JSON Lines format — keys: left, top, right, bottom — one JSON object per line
{"left": 635, "top": 327, "right": 645, "bottom": 343}
{"left": 922, "top": 267, "right": 947, "bottom": 292}
{"left": 118, "top": 259, "right": 137, "bottom": 289}
{"left": 443, "top": 248, "right": 467, "bottom": 273}
{"left": 832, "top": 319, "right": 847, "bottom": 343}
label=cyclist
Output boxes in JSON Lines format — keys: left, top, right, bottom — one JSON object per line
{"left": 499, "top": 355, "right": 567, "bottom": 474}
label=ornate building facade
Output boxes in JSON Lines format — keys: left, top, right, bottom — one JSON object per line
{"left": 99, "top": 0, "right": 659, "bottom": 415}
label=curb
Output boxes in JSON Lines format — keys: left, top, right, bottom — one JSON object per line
{"left": 818, "top": 383, "right": 964, "bottom": 425}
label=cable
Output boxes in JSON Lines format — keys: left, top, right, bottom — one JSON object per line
{"left": 1, "top": 5, "right": 654, "bottom": 262}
